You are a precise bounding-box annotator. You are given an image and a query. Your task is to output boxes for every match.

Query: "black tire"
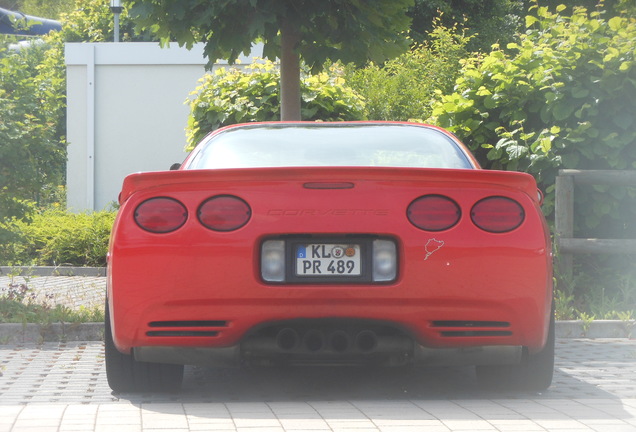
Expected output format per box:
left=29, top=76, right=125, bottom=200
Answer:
left=104, top=302, right=184, bottom=393
left=476, top=310, right=555, bottom=392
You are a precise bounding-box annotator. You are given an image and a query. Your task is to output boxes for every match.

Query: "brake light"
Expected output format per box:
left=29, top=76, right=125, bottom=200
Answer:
left=198, top=195, right=251, bottom=231
left=471, top=196, right=524, bottom=233
left=407, top=195, right=461, bottom=231
left=134, top=197, right=187, bottom=233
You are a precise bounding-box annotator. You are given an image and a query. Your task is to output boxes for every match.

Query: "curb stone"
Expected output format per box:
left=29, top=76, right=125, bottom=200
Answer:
left=556, top=319, right=635, bottom=339
left=0, top=321, right=632, bottom=344
left=0, top=322, right=103, bottom=344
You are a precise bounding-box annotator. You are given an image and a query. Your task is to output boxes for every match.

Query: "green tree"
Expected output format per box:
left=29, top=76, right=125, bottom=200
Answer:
left=535, top=0, right=632, bottom=17
left=344, top=22, right=471, bottom=121
left=185, top=61, right=365, bottom=150
left=408, top=0, right=523, bottom=52
left=49, top=0, right=151, bottom=43
left=16, top=0, right=74, bottom=19
left=128, top=0, right=414, bottom=121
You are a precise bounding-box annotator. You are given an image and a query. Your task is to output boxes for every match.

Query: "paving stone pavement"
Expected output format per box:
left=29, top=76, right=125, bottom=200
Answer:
left=1, top=275, right=636, bottom=431
left=0, top=338, right=634, bottom=431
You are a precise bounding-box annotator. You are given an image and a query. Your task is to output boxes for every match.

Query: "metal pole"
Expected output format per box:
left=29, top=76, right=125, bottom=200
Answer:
left=114, top=12, right=120, bottom=42
left=110, top=1, right=122, bottom=43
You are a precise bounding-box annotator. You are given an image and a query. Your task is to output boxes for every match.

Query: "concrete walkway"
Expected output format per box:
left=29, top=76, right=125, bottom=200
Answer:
left=0, top=338, right=634, bottom=431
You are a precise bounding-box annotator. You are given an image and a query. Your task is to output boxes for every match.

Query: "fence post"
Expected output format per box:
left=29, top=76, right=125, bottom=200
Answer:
left=554, top=173, right=574, bottom=286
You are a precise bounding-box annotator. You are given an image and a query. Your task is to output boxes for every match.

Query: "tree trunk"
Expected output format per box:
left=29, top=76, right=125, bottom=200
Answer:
left=280, top=18, right=301, bottom=121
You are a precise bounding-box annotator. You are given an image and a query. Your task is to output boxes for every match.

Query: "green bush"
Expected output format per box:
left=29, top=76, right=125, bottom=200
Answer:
left=185, top=61, right=366, bottom=150
left=0, top=35, right=66, bottom=238
left=430, top=4, right=636, bottom=310
left=0, top=0, right=154, bottom=242
left=430, top=5, right=636, bottom=238
left=343, top=23, right=471, bottom=122
left=0, top=210, right=116, bottom=267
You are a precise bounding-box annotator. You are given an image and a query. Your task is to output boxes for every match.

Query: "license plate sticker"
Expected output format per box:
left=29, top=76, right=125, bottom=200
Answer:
left=296, top=244, right=361, bottom=277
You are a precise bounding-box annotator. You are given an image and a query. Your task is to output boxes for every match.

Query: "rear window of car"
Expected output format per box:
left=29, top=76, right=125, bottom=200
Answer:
left=186, top=124, right=475, bottom=170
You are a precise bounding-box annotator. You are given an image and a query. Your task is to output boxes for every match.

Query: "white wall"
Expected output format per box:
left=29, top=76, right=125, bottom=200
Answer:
left=65, top=42, right=262, bottom=211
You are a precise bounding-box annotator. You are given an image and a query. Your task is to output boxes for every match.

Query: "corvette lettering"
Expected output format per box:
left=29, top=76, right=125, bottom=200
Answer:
left=268, top=209, right=389, bottom=216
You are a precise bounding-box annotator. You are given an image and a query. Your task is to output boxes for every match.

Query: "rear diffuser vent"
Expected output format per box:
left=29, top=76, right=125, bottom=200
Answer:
left=147, top=320, right=228, bottom=337
left=431, top=321, right=512, bottom=338
left=146, top=330, right=219, bottom=337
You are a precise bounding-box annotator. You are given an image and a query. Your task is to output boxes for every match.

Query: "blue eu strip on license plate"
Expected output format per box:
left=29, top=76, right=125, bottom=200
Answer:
left=296, top=244, right=361, bottom=276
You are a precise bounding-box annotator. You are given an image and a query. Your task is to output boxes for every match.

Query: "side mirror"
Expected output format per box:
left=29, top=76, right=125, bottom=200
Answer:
left=537, top=188, right=544, bottom=205
left=169, top=163, right=181, bottom=170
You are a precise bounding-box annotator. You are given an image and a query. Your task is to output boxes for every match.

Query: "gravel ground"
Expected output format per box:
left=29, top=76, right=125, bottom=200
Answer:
left=0, top=275, right=105, bottom=311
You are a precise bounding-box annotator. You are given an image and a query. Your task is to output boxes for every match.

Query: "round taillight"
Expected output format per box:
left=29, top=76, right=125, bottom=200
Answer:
left=134, top=197, right=187, bottom=233
left=407, top=195, right=461, bottom=231
left=198, top=195, right=251, bottom=231
left=471, top=196, right=525, bottom=233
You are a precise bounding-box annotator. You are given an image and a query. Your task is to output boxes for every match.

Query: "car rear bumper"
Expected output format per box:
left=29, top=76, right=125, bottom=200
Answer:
left=109, top=289, right=550, bottom=359
left=108, top=230, right=552, bottom=360
left=133, top=340, right=523, bottom=368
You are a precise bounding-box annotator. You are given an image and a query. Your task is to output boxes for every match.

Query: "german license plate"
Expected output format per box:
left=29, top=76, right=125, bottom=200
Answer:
left=296, top=244, right=361, bottom=277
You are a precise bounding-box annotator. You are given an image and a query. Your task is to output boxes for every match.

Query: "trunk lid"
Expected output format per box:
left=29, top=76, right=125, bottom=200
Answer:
left=119, top=167, right=540, bottom=205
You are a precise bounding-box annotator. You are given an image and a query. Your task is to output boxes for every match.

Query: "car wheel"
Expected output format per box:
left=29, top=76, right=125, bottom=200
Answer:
left=476, top=309, right=555, bottom=392
left=104, top=301, right=184, bottom=393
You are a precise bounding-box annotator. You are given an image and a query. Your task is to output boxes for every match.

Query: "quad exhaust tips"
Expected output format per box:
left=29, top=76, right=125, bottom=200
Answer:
left=276, top=328, right=300, bottom=351
left=302, top=329, right=324, bottom=352
left=274, top=328, right=380, bottom=354
left=354, top=330, right=378, bottom=353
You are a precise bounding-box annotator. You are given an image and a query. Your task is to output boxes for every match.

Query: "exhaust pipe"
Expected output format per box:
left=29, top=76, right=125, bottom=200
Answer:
left=328, top=330, right=351, bottom=353
left=355, top=330, right=378, bottom=353
left=302, top=330, right=325, bottom=352
left=276, top=328, right=300, bottom=351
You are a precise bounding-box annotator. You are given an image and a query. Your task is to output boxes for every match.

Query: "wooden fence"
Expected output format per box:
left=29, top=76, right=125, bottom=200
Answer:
left=554, top=169, right=636, bottom=279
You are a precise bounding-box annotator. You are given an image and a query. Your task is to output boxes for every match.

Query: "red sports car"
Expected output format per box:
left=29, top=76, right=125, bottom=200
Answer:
left=105, top=122, right=554, bottom=392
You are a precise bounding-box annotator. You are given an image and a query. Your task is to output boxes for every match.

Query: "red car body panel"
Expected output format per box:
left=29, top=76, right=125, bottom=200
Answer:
left=108, top=124, right=553, bottom=365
